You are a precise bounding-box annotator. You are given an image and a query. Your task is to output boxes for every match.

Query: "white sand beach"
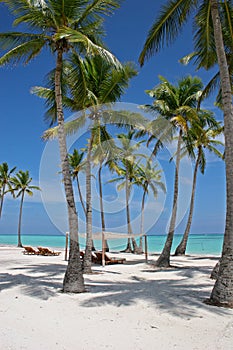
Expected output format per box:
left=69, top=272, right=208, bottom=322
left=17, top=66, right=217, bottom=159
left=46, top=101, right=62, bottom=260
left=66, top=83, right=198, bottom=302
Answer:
left=0, top=246, right=233, bottom=350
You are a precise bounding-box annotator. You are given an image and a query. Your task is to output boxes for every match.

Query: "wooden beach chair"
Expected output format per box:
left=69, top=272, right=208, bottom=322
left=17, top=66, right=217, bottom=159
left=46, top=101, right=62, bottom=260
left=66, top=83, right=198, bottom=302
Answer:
left=37, top=247, right=61, bottom=256
left=93, top=251, right=126, bottom=265
left=23, top=246, right=39, bottom=255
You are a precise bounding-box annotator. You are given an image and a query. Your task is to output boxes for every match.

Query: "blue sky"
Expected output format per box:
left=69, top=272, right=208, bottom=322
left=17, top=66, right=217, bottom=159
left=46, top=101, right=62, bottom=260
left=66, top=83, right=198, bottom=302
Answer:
left=0, top=0, right=225, bottom=236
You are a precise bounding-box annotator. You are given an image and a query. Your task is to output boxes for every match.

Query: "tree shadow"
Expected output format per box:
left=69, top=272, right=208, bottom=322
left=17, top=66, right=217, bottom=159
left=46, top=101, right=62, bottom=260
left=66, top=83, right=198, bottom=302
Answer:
left=0, top=263, right=66, bottom=300
left=82, top=264, right=229, bottom=319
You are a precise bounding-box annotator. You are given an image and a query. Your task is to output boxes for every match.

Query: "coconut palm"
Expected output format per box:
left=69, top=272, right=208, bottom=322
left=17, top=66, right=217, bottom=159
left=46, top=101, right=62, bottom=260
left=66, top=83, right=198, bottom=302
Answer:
left=10, top=170, right=40, bottom=248
left=0, top=162, right=16, bottom=218
left=0, top=0, right=122, bottom=292
left=174, top=114, right=224, bottom=256
left=109, top=131, right=145, bottom=253
left=143, top=75, right=204, bottom=267
left=139, top=0, right=233, bottom=308
left=34, top=54, right=137, bottom=272
left=135, top=160, right=166, bottom=251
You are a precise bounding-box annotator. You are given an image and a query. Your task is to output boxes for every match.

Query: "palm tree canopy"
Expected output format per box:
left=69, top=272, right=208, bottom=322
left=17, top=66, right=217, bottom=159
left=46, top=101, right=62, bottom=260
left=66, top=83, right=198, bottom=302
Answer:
left=0, top=0, right=122, bottom=68
left=68, top=148, right=86, bottom=179
left=10, top=170, right=40, bottom=198
left=0, top=162, right=16, bottom=188
left=139, top=0, right=233, bottom=68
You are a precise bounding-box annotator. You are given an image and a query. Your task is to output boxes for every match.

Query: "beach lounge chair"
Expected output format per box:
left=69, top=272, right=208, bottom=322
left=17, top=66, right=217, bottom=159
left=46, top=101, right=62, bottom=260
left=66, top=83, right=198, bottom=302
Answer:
left=23, top=246, right=39, bottom=255
left=37, top=247, right=61, bottom=256
left=93, top=251, right=126, bottom=265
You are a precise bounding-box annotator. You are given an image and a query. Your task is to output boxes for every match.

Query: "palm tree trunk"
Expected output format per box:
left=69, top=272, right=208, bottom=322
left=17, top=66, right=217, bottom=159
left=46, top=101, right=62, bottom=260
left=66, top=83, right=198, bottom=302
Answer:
left=77, top=175, right=86, bottom=216
left=122, top=168, right=133, bottom=253
left=155, top=129, right=182, bottom=267
left=138, top=190, right=147, bottom=253
left=175, top=147, right=201, bottom=256
left=98, top=164, right=109, bottom=252
left=17, top=191, right=24, bottom=248
left=0, top=183, right=5, bottom=218
left=84, top=135, right=94, bottom=273
left=55, top=49, right=85, bottom=293
left=207, top=0, right=233, bottom=307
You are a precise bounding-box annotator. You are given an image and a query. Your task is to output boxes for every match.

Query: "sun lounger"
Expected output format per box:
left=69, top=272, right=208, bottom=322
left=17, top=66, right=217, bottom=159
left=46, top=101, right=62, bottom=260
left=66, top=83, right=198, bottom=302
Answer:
left=37, top=247, right=61, bottom=256
left=23, top=246, right=39, bottom=255
left=93, top=251, right=126, bottom=265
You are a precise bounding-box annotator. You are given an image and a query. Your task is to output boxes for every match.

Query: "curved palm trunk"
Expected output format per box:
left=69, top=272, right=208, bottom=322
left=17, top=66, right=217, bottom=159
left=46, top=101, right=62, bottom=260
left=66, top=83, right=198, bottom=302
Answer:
left=84, top=135, right=94, bottom=273
left=155, top=130, right=182, bottom=267
left=0, top=183, right=5, bottom=218
left=55, top=49, right=85, bottom=293
left=77, top=175, right=86, bottom=216
left=208, top=0, right=233, bottom=307
left=174, top=147, right=201, bottom=256
left=17, top=191, right=24, bottom=248
left=98, top=164, right=109, bottom=253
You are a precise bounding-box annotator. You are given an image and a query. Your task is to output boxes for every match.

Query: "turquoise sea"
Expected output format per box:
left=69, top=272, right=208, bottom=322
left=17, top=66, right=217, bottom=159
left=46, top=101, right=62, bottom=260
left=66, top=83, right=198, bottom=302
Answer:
left=0, top=233, right=224, bottom=256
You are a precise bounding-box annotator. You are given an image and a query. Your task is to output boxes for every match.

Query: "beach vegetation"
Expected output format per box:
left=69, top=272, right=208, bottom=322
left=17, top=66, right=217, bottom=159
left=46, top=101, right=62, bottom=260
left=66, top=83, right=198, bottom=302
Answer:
left=142, top=75, right=205, bottom=267
left=0, top=0, right=123, bottom=292
left=0, top=162, right=16, bottom=219
left=10, top=170, right=40, bottom=248
left=139, top=0, right=233, bottom=308
left=174, top=114, right=224, bottom=256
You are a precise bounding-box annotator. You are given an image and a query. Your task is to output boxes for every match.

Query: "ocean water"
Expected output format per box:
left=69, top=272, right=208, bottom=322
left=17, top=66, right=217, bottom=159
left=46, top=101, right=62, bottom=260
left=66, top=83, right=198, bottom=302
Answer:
left=0, top=233, right=224, bottom=256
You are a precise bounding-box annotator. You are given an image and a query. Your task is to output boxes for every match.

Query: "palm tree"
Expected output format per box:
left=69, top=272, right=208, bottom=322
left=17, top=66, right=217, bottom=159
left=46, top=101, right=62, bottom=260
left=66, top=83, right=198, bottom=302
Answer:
left=174, top=115, right=224, bottom=256
left=0, top=0, right=122, bottom=292
left=143, top=75, right=204, bottom=267
left=69, top=149, right=86, bottom=216
left=139, top=0, right=233, bottom=307
left=109, top=131, right=145, bottom=253
left=34, top=54, right=137, bottom=272
left=0, top=162, right=16, bottom=218
left=10, top=170, right=40, bottom=248
left=136, top=160, right=166, bottom=251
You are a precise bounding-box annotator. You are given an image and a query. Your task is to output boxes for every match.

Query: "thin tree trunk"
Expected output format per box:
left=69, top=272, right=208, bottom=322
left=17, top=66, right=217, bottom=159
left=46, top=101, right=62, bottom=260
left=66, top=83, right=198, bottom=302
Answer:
left=122, top=168, right=133, bottom=253
left=77, top=175, right=86, bottom=216
left=55, top=49, right=85, bottom=293
left=0, top=183, right=5, bottom=218
left=84, top=135, right=94, bottom=273
left=207, top=0, right=233, bottom=308
left=98, top=164, right=109, bottom=252
left=175, top=147, right=201, bottom=256
left=138, top=190, right=147, bottom=253
left=155, top=130, right=182, bottom=267
left=17, top=191, right=24, bottom=248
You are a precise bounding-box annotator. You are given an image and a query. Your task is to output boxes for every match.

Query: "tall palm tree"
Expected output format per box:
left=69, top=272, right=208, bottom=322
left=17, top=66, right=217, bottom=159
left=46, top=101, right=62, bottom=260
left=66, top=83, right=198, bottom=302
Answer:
left=0, top=0, right=121, bottom=292
left=143, top=75, right=204, bottom=267
left=135, top=160, right=166, bottom=251
left=174, top=115, right=224, bottom=256
left=10, top=170, right=40, bottom=248
left=139, top=0, right=233, bottom=307
left=0, top=162, right=16, bottom=218
left=34, top=54, right=137, bottom=272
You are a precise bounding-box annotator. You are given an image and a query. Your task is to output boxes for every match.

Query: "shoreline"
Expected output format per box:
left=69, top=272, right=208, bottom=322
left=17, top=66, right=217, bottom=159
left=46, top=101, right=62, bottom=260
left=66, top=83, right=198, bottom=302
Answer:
left=0, top=246, right=232, bottom=349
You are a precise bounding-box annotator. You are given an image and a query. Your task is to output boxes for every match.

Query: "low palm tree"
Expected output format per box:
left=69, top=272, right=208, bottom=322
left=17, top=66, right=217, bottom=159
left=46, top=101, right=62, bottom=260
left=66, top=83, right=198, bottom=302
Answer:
left=136, top=160, right=166, bottom=251
left=10, top=170, right=40, bottom=248
left=109, top=131, right=145, bottom=253
left=174, top=115, right=224, bottom=256
left=0, top=162, right=16, bottom=218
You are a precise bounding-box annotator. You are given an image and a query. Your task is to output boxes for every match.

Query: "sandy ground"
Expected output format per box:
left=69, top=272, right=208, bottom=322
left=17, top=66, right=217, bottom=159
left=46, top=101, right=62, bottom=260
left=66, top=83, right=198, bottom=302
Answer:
left=0, top=246, right=233, bottom=350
